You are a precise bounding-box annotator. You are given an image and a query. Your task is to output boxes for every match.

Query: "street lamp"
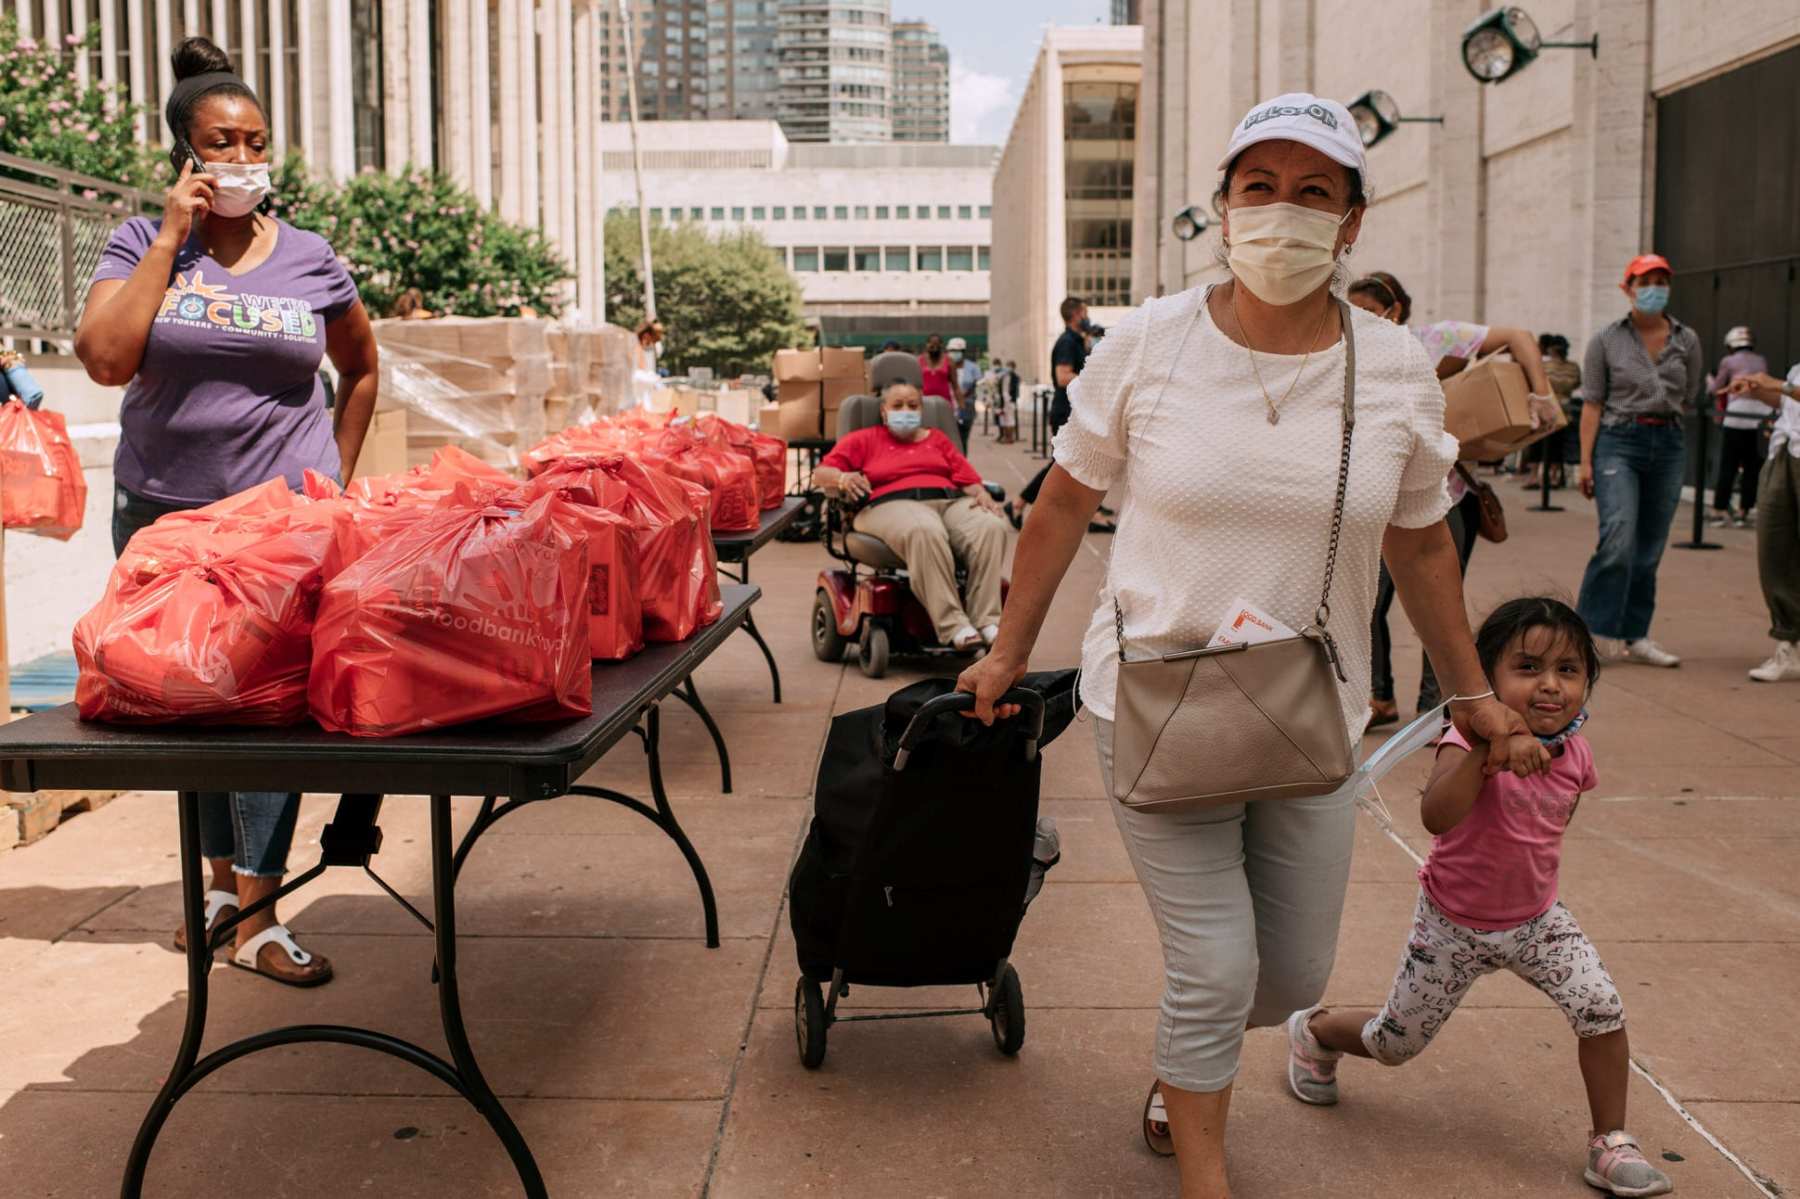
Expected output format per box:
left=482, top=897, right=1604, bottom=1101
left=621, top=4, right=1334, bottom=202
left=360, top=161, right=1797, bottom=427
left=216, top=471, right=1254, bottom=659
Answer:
left=1171, top=205, right=1212, bottom=242
left=1346, top=90, right=1445, bottom=149
left=1461, top=6, right=1598, bottom=84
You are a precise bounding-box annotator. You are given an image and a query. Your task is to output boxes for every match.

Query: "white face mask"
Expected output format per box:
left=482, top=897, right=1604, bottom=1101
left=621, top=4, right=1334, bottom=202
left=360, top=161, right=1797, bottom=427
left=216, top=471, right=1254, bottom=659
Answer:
left=205, top=160, right=273, bottom=219
left=1224, top=201, right=1350, bottom=306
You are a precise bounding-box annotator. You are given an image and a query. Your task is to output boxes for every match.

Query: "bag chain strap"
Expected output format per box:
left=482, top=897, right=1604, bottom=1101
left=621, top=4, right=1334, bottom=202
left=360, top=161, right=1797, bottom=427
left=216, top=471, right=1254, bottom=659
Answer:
left=1114, top=291, right=1357, bottom=670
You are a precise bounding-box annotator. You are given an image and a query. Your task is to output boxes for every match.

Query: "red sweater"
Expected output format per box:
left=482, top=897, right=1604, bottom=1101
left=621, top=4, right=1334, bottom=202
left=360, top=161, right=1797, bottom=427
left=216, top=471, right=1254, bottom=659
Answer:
left=820, top=426, right=980, bottom=501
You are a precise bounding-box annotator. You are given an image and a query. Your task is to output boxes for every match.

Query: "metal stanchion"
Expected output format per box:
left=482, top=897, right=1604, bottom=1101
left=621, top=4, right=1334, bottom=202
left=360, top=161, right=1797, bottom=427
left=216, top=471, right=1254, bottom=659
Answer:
left=1529, top=428, right=1564, bottom=513
left=1031, top=387, right=1052, bottom=459
left=1675, top=409, right=1722, bottom=551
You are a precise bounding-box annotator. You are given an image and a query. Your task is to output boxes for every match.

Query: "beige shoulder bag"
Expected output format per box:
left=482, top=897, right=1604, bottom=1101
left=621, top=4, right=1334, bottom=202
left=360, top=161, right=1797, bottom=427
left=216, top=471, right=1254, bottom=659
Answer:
left=1109, top=293, right=1357, bottom=813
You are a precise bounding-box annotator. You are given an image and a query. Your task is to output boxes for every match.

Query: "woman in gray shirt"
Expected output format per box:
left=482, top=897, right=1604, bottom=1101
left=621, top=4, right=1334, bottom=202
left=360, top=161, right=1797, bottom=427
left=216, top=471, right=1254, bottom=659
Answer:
left=1575, top=253, right=1703, bottom=667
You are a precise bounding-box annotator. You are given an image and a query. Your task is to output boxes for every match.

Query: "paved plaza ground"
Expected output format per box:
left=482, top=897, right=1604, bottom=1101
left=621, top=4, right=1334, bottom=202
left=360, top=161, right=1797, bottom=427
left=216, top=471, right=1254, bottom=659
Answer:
left=0, top=427, right=1793, bottom=1197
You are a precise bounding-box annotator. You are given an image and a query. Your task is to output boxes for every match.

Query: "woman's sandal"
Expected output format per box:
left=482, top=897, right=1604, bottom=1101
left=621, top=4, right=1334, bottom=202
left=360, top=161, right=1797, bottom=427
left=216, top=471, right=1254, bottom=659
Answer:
left=229, top=925, right=334, bottom=988
left=1143, top=1079, right=1175, bottom=1157
left=171, top=889, right=239, bottom=954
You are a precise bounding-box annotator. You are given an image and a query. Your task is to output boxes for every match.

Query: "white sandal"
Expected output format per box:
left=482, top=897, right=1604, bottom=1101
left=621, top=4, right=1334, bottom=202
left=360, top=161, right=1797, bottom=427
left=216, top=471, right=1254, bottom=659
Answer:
left=229, top=924, right=334, bottom=988
left=172, top=889, right=240, bottom=954
left=1143, top=1079, right=1175, bottom=1157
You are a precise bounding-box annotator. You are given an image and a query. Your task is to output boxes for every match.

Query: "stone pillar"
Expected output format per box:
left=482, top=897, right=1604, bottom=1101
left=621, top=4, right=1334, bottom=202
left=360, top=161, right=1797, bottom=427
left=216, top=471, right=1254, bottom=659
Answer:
left=126, top=1, right=148, bottom=143
left=237, top=0, right=257, bottom=90
left=409, top=0, right=434, bottom=171
left=519, top=1, right=541, bottom=230
left=70, top=3, right=88, bottom=88
left=1572, top=0, right=1653, bottom=341
left=497, top=0, right=523, bottom=220
left=538, top=2, right=563, bottom=244
left=211, top=0, right=228, bottom=43
left=295, top=0, right=315, bottom=159
left=1132, top=0, right=1163, bottom=302
left=445, top=0, right=473, bottom=187
left=1425, top=0, right=1484, bottom=323
left=266, top=0, right=287, bottom=155
left=471, top=0, right=494, bottom=207
left=98, top=1, right=119, bottom=100
left=574, top=1, right=600, bottom=319
left=555, top=0, right=577, bottom=256
left=326, top=0, right=356, bottom=179
left=382, top=0, right=412, bottom=168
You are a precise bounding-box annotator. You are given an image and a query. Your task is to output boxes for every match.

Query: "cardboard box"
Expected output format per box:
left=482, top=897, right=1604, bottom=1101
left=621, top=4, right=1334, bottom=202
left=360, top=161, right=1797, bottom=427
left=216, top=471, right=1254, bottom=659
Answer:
left=773, top=348, right=824, bottom=383
left=715, top=388, right=754, bottom=427
left=1443, top=358, right=1535, bottom=461
left=820, top=347, right=867, bottom=383
left=355, top=407, right=408, bottom=479
left=776, top=396, right=826, bottom=440
left=756, top=402, right=783, bottom=436
left=821, top=376, right=863, bottom=414
left=776, top=378, right=820, bottom=408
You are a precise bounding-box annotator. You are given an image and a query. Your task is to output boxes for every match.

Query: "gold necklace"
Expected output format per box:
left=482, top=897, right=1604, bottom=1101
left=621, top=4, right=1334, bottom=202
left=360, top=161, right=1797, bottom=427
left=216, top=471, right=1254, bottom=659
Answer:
left=1230, top=287, right=1332, bottom=425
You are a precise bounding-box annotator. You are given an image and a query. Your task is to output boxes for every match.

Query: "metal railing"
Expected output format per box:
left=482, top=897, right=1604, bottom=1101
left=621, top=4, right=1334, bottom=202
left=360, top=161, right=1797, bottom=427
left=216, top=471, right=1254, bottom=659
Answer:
left=0, top=152, right=162, bottom=344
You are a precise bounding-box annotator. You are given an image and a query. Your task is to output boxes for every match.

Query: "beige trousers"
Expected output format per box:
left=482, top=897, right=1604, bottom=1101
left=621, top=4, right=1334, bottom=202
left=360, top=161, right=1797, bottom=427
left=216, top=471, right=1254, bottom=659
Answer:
left=853, top=496, right=1007, bottom=641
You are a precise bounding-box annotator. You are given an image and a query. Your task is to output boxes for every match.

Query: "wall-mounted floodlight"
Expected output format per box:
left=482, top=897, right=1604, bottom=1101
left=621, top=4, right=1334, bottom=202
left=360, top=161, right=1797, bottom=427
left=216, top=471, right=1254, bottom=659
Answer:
left=1346, top=90, right=1446, bottom=148
left=1462, top=7, right=1598, bottom=84
left=1171, top=205, right=1211, bottom=241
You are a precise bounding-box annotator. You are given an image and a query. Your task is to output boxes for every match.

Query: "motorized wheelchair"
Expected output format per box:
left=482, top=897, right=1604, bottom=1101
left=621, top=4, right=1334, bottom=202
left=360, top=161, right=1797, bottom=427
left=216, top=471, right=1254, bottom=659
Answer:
left=811, top=351, right=1009, bottom=679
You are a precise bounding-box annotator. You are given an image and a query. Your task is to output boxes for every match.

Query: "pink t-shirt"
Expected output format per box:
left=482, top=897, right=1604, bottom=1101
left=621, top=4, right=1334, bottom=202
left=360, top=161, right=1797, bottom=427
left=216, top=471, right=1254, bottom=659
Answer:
left=1418, top=726, right=1597, bottom=930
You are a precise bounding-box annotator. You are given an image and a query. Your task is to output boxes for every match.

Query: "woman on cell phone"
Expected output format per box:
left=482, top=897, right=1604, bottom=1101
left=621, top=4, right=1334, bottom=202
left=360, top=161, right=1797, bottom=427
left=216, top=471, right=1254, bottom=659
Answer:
left=74, top=36, right=380, bottom=988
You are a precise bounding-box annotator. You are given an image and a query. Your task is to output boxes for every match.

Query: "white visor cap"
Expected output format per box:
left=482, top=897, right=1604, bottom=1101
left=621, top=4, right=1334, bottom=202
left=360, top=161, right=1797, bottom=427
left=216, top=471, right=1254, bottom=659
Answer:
left=1218, top=93, right=1371, bottom=196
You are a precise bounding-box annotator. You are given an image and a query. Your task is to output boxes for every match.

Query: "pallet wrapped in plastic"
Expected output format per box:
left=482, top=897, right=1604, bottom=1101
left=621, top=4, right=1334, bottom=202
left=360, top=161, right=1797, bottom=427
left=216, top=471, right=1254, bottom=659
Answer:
left=529, top=453, right=720, bottom=643
left=0, top=398, right=87, bottom=540
left=74, top=485, right=347, bottom=726
left=309, top=488, right=592, bottom=737
left=372, top=317, right=551, bottom=470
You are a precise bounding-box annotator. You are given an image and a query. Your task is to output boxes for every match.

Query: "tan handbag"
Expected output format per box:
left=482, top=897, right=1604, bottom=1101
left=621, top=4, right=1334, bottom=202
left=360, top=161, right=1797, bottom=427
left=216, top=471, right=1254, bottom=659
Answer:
left=1108, top=295, right=1357, bottom=813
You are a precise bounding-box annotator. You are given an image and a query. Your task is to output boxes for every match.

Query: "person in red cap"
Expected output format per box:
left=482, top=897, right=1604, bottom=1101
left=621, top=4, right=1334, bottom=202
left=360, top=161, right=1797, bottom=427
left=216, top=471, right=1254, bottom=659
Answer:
left=1573, top=253, right=1703, bottom=668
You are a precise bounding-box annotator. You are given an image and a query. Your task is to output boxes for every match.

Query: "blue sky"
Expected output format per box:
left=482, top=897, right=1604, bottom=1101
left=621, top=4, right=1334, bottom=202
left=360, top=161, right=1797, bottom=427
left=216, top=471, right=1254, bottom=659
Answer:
left=894, top=1, right=1115, bottom=145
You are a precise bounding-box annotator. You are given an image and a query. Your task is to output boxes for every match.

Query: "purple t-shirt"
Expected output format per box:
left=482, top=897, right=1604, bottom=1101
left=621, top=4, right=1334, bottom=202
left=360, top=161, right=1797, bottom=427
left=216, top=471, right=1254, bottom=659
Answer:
left=91, top=216, right=360, bottom=504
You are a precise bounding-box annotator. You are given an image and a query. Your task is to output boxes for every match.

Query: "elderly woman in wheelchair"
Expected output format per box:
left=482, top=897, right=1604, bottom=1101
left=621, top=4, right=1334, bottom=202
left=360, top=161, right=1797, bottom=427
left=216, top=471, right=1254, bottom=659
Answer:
left=812, top=379, right=1010, bottom=654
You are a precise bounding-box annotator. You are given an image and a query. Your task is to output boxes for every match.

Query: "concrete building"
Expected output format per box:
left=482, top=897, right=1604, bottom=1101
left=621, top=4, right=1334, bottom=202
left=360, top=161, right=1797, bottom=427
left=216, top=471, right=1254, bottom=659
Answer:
left=1132, top=0, right=1800, bottom=378
left=5, top=0, right=615, bottom=322
left=602, top=120, right=994, bottom=348
left=597, top=0, right=783, bottom=124
left=1111, top=0, right=1140, bottom=24
left=778, top=0, right=892, bottom=143
left=891, top=19, right=950, bottom=143
left=989, top=26, right=1142, bottom=382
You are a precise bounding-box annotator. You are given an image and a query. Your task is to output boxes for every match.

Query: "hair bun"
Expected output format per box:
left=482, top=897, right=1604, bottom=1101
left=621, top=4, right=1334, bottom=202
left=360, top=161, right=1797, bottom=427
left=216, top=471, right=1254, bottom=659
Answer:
left=171, top=36, right=234, bottom=81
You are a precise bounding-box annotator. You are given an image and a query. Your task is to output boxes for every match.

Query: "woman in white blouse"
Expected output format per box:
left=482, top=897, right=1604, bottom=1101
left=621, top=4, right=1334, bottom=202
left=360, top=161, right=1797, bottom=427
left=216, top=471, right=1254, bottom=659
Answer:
left=958, top=94, right=1546, bottom=1198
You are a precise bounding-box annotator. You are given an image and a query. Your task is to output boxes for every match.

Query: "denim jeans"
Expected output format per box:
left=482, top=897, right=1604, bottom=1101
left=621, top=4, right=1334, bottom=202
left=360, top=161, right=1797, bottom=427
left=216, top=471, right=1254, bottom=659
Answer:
left=1577, top=424, right=1687, bottom=642
left=1370, top=493, right=1479, bottom=706
left=112, top=483, right=302, bottom=878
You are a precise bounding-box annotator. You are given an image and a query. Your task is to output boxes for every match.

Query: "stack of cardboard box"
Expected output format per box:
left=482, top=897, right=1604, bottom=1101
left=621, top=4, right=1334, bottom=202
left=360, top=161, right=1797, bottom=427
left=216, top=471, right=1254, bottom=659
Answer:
left=761, top=347, right=868, bottom=442
left=545, top=326, right=611, bottom=432
left=371, top=317, right=552, bottom=468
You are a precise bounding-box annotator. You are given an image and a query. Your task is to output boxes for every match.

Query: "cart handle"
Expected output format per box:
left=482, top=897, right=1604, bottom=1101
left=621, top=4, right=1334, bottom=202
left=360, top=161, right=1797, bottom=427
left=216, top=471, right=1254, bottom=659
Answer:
left=892, top=688, right=1046, bottom=771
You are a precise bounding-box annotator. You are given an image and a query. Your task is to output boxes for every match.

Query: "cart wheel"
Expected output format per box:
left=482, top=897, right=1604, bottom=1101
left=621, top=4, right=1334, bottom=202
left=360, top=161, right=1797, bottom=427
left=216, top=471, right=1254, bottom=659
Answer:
left=989, top=964, right=1025, bottom=1056
left=858, top=625, right=890, bottom=679
left=812, top=590, right=847, bottom=663
left=796, top=975, right=828, bottom=1069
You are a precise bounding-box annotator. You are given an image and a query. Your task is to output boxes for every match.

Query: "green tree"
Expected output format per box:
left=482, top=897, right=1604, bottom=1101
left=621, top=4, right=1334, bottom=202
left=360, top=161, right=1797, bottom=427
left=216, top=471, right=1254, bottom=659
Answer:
left=604, top=210, right=808, bottom=376
left=0, top=17, right=163, bottom=193
left=273, top=156, right=571, bottom=318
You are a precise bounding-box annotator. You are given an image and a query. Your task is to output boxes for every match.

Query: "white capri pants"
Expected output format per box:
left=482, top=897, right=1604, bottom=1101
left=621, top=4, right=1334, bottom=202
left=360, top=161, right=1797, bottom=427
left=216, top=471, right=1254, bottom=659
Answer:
left=1094, top=718, right=1357, bottom=1093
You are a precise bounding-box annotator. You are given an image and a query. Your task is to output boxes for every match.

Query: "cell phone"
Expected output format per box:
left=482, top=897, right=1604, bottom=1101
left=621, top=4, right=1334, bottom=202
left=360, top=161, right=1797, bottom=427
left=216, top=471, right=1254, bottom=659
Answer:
left=171, top=139, right=207, bottom=179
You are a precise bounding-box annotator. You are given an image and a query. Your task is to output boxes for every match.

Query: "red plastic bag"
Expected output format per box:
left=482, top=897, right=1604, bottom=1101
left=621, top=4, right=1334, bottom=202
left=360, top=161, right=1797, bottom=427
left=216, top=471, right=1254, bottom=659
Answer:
left=636, top=425, right=759, bottom=532
left=698, top=414, right=786, bottom=511
left=531, top=453, right=720, bottom=642
left=74, top=503, right=344, bottom=726
left=528, top=472, right=645, bottom=660
left=523, top=422, right=642, bottom=478
left=0, top=398, right=86, bottom=539
left=309, top=489, right=592, bottom=736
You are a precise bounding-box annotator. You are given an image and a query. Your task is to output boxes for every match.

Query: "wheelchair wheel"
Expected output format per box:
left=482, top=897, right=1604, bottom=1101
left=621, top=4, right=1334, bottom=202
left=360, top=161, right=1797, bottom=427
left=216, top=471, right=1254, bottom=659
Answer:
left=812, top=590, right=847, bottom=662
left=989, top=964, right=1025, bottom=1056
left=796, top=975, right=828, bottom=1069
left=858, top=625, right=890, bottom=679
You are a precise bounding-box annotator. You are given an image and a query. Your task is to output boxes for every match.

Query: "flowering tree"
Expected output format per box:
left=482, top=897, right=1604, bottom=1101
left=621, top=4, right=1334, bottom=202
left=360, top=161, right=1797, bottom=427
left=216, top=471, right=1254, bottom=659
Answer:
left=272, top=158, right=572, bottom=318
left=0, top=17, right=162, bottom=192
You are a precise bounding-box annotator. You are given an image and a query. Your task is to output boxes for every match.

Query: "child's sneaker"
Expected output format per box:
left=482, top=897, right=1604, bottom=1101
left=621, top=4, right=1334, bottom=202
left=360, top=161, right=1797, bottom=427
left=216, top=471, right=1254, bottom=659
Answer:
left=1585, top=1130, right=1673, bottom=1196
left=1284, top=1007, right=1341, bottom=1105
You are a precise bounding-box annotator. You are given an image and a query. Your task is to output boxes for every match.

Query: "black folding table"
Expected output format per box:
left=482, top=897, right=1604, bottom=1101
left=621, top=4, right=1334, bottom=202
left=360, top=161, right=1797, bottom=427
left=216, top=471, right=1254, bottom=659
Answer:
left=711, top=496, right=806, bottom=703
left=0, top=584, right=759, bottom=1199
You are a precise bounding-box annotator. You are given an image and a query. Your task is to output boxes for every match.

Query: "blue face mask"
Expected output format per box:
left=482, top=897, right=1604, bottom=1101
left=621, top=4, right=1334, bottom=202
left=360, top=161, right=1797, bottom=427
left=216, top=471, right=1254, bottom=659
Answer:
left=1633, top=285, right=1670, bottom=315
left=885, top=409, right=922, bottom=435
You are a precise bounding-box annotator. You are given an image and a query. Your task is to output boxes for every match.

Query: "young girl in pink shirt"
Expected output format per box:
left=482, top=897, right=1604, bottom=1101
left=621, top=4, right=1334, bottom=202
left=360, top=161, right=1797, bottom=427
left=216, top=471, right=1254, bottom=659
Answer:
left=1283, top=597, right=1674, bottom=1197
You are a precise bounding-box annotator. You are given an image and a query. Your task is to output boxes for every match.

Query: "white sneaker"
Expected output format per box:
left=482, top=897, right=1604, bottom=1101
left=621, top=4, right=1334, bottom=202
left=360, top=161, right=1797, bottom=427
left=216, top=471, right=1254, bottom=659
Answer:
left=950, top=625, right=983, bottom=651
left=1623, top=639, right=1681, bottom=668
left=979, top=624, right=1000, bottom=645
left=1749, top=642, right=1800, bottom=683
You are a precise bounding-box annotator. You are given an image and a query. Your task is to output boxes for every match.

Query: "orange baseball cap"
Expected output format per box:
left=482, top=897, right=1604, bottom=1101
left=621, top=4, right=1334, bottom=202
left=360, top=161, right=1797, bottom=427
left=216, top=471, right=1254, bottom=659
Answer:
left=1623, top=253, right=1671, bottom=283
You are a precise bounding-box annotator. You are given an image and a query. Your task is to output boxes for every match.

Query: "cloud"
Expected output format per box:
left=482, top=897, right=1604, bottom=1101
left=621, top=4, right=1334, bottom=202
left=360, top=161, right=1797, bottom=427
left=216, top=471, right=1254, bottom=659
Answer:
left=950, top=61, right=1016, bottom=145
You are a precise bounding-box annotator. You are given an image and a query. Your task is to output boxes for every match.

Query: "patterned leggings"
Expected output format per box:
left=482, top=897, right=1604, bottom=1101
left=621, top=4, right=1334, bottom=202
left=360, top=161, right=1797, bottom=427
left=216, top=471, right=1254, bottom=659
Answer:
left=1362, top=891, right=1625, bottom=1066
